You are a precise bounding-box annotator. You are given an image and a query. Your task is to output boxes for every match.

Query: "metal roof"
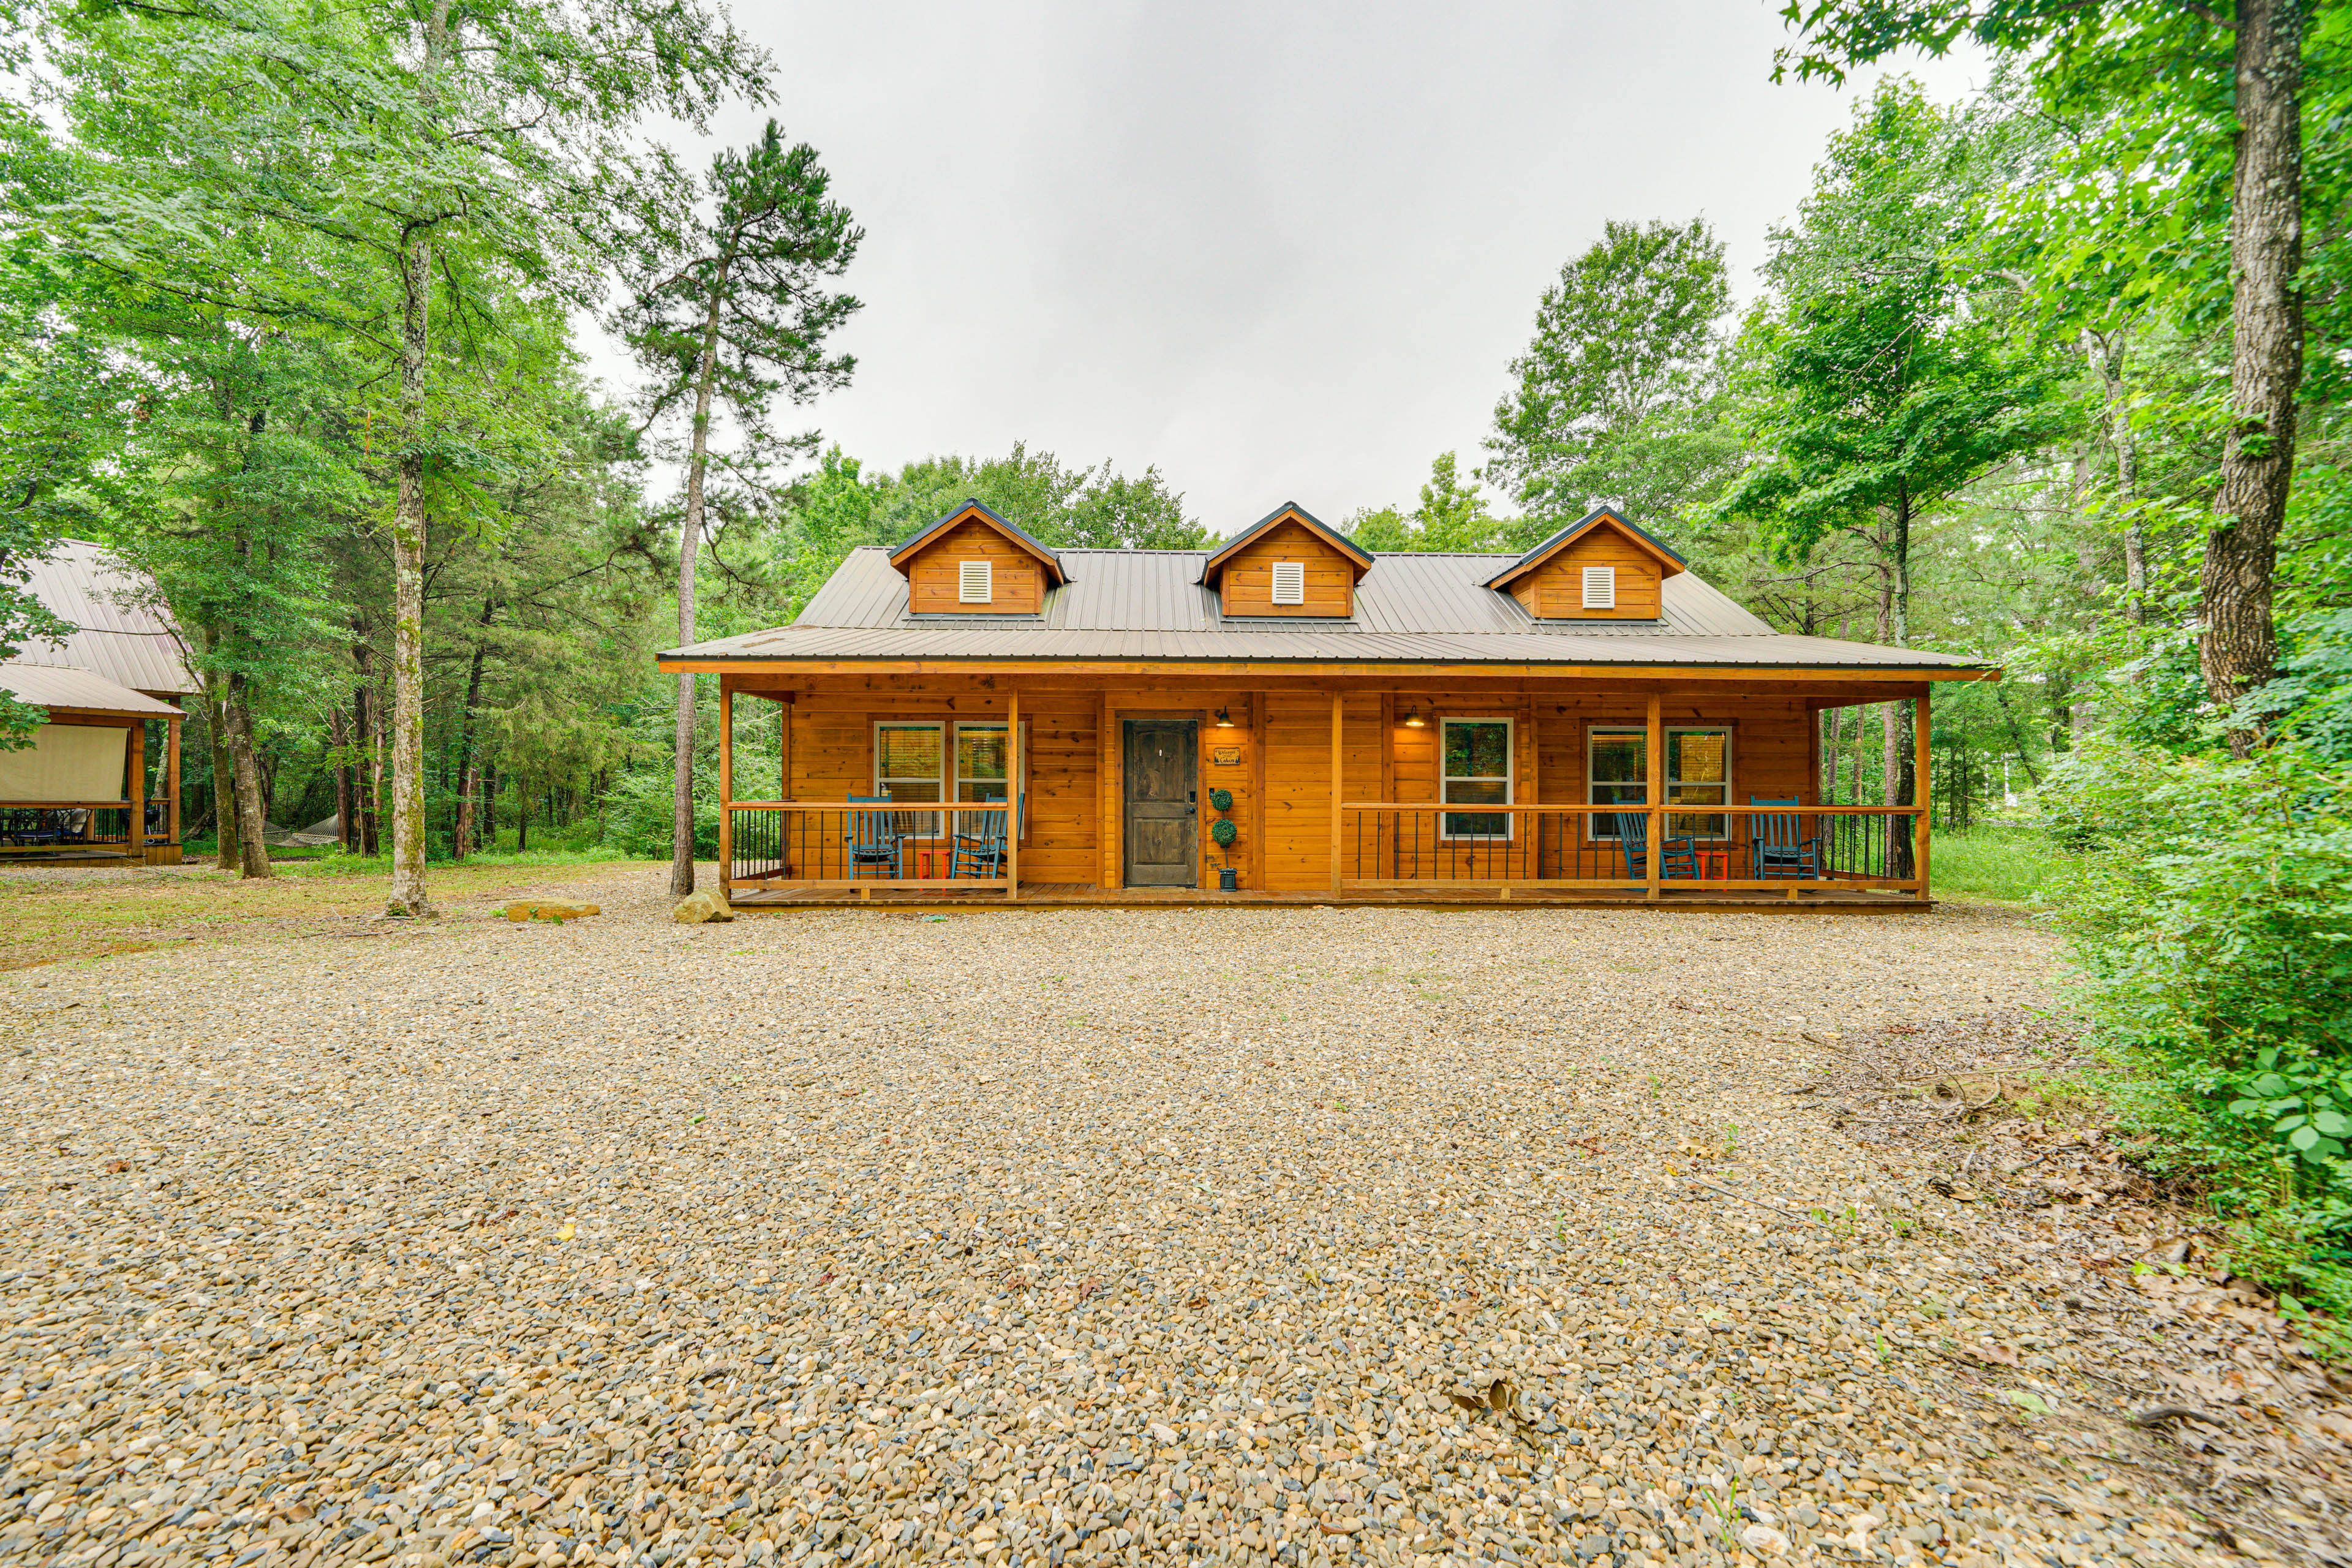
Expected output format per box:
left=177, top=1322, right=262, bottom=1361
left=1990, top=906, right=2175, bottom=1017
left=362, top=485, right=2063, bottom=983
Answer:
left=675, top=546, right=1985, bottom=671
left=14, top=540, right=196, bottom=695
left=0, top=663, right=184, bottom=716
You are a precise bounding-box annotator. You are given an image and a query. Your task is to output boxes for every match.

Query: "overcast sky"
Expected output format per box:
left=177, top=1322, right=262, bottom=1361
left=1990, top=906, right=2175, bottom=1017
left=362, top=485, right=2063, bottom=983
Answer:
left=600, top=1, right=1986, bottom=535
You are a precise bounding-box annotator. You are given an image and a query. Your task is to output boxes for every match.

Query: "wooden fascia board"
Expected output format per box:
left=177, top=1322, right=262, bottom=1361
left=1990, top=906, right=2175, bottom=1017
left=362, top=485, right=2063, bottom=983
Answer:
left=1484, top=510, right=1685, bottom=591
left=660, top=655, right=1993, bottom=684
left=886, top=503, right=1066, bottom=584
left=1197, top=505, right=1374, bottom=584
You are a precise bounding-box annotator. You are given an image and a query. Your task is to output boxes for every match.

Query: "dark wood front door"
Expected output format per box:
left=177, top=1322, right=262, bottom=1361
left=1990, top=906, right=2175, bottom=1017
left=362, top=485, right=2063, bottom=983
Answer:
left=1124, top=720, right=1197, bottom=887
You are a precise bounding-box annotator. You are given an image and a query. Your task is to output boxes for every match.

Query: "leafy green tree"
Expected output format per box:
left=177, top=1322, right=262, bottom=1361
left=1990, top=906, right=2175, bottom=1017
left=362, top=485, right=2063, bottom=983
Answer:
left=1484, top=218, right=1736, bottom=535
left=1709, top=81, right=2068, bottom=831
left=37, top=0, right=769, bottom=913
left=1063, top=465, right=1207, bottom=550
left=614, top=120, right=862, bottom=897
left=1339, top=454, right=1510, bottom=551
left=105, top=300, right=359, bottom=878
left=1771, top=0, right=2337, bottom=750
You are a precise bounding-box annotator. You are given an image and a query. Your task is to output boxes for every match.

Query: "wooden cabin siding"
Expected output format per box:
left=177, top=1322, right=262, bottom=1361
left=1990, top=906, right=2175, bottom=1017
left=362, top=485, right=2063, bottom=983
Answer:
left=1216, top=522, right=1356, bottom=618
left=741, top=676, right=1831, bottom=891
left=903, top=521, right=1046, bottom=614
left=1507, top=530, right=1663, bottom=620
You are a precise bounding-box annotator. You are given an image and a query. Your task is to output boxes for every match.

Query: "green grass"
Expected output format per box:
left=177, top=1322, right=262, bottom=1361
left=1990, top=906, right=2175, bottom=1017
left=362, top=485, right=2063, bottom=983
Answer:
left=1934, top=822, right=2070, bottom=903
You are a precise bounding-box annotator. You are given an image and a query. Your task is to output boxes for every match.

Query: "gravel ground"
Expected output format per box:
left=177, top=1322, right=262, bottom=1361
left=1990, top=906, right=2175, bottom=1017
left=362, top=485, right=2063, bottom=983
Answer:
left=1, top=865, right=2340, bottom=1568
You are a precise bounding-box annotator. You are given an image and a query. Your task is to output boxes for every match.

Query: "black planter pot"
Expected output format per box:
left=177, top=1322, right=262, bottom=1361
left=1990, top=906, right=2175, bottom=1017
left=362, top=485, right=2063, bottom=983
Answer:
left=1219, top=867, right=1238, bottom=892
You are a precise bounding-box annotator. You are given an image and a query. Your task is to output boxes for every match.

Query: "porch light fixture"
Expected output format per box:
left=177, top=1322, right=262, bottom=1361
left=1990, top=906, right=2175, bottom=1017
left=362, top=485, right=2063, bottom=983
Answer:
left=1215, top=706, right=1235, bottom=728
left=1403, top=709, right=1427, bottom=728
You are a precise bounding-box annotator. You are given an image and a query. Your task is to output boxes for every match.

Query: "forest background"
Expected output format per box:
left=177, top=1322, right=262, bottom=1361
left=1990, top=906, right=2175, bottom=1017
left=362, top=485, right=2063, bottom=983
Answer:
left=2, top=2, right=2349, bottom=1326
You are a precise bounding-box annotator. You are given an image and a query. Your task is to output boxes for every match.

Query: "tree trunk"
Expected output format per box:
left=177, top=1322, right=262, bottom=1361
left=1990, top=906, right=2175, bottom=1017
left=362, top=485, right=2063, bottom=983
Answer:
left=517, top=779, right=529, bottom=851
left=221, top=674, right=273, bottom=880
left=386, top=220, right=435, bottom=914
left=454, top=764, right=478, bottom=859
left=450, top=611, right=491, bottom=860
left=354, top=633, right=381, bottom=858
left=2091, top=328, right=2147, bottom=625
left=671, top=247, right=737, bottom=899
left=330, top=706, right=354, bottom=855
left=2204, top=0, right=2305, bottom=751
left=204, top=676, right=238, bottom=872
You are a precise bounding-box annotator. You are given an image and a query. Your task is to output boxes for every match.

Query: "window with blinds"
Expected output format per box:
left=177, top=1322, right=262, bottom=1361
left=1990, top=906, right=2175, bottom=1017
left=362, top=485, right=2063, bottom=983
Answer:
left=1271, top=560, right=1306, bottom=606
left=958, top=559, right=992, bottom=603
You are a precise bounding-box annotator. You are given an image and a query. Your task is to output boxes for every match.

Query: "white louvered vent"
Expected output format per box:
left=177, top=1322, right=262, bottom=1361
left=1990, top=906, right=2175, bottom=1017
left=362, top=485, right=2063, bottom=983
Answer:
left=958, top=559, right=992, bottom=604
left=1271, top=560, right=1306, bottom=606
left=1581, top=565, right=1616, bottom=610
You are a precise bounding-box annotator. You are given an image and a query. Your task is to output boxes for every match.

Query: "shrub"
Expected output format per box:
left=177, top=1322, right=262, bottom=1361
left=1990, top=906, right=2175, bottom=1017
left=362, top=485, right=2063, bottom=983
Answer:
left=2041, top=736, right=2352, bottom=1320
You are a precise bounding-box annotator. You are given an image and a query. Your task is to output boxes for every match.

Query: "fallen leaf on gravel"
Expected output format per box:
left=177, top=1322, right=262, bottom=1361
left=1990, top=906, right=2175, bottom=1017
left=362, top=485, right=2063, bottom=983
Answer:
left=1970, top=1342, right=2021, bottom=1366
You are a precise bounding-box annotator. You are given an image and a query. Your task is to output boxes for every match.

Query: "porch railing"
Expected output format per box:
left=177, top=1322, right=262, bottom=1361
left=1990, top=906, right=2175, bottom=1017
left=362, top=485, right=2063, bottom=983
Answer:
left=723, top=802, right=1013, bottom=893
left=0, top=804, right=137, bottom=854
left=1339, top=803, right=1926, bottom=897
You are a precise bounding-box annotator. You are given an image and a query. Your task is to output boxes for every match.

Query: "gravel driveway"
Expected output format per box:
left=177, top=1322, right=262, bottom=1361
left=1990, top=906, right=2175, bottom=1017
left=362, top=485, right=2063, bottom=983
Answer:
left=0, top=868, right=2295, bottom=1568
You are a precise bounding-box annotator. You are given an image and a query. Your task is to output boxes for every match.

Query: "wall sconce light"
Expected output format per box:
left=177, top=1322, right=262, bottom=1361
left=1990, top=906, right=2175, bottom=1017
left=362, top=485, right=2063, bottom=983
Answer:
left=1403, top=709, right=1427, bottom=728
left=1215, top=706, right=1235, bottom=728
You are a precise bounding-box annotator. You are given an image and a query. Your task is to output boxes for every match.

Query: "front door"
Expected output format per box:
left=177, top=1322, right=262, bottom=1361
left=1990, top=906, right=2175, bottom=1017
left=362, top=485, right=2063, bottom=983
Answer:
left=1123, top=720, right=1197, bottom=887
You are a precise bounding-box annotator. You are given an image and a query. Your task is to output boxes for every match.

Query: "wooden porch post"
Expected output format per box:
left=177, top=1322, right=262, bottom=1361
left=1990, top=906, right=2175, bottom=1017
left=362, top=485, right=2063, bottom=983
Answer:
left=1645, top=692, right=1663, bottom=903
left=1915, top=684, right=1932, bottom=902
left=1251, top=691, right=1268, bottom=892
left=1329, top=690, right=1344, bottom=892
left=1007, top=688, right=1021, bottom=900
left=717, top=680, right=734, bottom=894
left=165, top=713, right=182, bottom=854
left=126, top=716, right=145, bottom=860
left=1098, top=690, right=1117, bottom=891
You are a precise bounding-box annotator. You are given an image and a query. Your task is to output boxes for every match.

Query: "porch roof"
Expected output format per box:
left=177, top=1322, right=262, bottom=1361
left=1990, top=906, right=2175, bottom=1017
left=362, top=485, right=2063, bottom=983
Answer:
left=665, top=545, right=1989, bottom=674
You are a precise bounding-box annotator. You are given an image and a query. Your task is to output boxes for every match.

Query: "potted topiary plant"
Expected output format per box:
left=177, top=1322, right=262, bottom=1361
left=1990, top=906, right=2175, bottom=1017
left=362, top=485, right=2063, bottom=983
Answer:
left=1209, top=789, right=1237, bottom=890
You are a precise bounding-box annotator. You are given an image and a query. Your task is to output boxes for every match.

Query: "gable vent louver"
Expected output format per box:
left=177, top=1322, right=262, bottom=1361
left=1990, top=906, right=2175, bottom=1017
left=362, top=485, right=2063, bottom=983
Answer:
left=1581, top=566, right=1616, bottom=610
left=959, top=559, right=992, bottom=604
left=1271, top=560, right=1306, bottom=606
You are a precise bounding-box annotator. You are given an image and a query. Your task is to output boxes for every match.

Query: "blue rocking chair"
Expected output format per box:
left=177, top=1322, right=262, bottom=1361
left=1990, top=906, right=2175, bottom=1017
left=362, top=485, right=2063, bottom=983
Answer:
left=1746, top=794, right=1822, bottom=880
left=1611, top=809, right=1698, bottom=880
left=950, top=793, right=1026, bottom=879
left=845, top=794, right=905, bottom=879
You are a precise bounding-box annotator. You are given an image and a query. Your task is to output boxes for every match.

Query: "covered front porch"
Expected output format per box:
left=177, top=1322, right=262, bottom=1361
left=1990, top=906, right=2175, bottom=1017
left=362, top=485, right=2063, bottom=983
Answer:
left=704, top=669, right=1951, bottom=910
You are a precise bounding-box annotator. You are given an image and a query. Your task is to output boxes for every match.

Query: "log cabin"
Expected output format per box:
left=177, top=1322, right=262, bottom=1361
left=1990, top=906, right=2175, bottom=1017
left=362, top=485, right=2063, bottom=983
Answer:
left=1, top=540, right=191, bottom=864
left=658, top=500, right=1997, bottom=908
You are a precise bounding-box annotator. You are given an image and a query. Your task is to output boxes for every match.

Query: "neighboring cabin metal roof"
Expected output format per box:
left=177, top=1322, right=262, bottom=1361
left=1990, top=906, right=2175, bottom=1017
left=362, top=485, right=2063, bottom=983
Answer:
left=14, top=540, right=196, bottom=695
left=680, top=546, right=1981, bottom=670
left=0, top=663, right=185, bottom=717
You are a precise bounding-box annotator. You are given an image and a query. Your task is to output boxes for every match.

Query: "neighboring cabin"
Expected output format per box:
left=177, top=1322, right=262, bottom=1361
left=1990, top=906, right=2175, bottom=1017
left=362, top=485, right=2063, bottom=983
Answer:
left=662, top=501, right=1992, bottom=905
left=0, top=540, right=192, bottom=864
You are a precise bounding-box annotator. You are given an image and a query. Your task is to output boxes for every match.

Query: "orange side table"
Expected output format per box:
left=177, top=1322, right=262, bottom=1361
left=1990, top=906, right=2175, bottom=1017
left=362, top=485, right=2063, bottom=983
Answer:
left=1695, top=849, right=1730, bottom=880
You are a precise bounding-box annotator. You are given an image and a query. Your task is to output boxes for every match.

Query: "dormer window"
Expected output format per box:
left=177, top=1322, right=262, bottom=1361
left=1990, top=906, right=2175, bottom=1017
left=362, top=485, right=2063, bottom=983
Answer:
left=1483, top=507, right=1684, bottom=620
left=1197, top=503, right=1373, bottom=618
left=887, top=500, right=1065, bottom=616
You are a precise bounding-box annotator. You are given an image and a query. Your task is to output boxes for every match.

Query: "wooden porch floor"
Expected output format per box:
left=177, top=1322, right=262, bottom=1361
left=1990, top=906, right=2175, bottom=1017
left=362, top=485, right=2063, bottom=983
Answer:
left=725, top=881, right=1933, bottom=912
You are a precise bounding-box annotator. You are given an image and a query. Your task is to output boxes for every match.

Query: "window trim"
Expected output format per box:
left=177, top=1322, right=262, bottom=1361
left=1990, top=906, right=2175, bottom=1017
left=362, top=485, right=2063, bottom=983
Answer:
left=1583, top=724, right=1735, bottom=841
left=951, top=720, right=1031, bottom=841
left=1581, top=565, right=1616, bottom=609
left=1439, top=715, right=1515, bottom=842
left=866, top=718, right=1033, bottom=843
left=1270, top=559, right=1306, bottom=606
left=873, top=720, right=946, bottom=835
left=958, top=559, right=992, bottom=604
